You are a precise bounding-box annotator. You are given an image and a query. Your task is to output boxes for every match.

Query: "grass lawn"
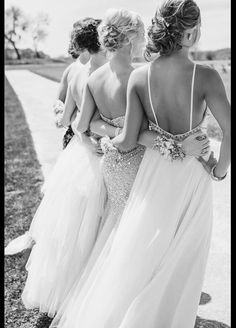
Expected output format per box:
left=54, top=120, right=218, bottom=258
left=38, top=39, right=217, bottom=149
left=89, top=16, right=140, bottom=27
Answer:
left=4, top=77, right=53, bottom=328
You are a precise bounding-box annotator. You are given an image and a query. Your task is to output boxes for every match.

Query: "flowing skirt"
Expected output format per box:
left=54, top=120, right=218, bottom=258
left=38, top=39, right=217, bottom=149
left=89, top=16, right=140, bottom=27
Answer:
left=50, top=148, right=213, bottom=328
left=21, top=135, right=107, bottom=317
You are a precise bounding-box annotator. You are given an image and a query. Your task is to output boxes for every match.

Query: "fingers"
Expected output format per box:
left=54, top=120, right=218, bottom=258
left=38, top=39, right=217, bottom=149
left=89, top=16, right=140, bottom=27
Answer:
left=208, top=151, right=215, bottom=161
left=200, top=139, right=210, bottom=146
left=195, top=132, right=208, bottom=141
left=200, top=148, right=210, bottom=156
left=197, top=156, right=206, bottom=164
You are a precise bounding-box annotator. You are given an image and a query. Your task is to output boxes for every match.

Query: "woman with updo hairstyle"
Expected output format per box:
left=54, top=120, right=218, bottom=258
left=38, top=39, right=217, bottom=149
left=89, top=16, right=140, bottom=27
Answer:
left=49, top=7, right=211, bottom=328
left=145, top=0, right=201, bottom=57
left=55, top=17, right=102, bottom=148
left=111, top=0, right=230, bottom=326
left=12, top=17, right=109, bottom=318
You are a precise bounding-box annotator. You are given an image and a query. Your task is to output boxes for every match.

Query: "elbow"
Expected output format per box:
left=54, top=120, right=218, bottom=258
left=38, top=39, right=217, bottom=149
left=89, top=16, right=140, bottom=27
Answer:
left=76, top=123, right=88, bottom=134
left=222, top=128, right=231, bottom=141
left=89, top=120, right=96, bottom=133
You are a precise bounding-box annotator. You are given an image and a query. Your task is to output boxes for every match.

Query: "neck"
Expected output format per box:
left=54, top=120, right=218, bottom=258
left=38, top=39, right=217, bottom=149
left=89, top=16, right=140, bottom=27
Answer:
left=158, top=47, right=192, bottom=63
left=110, top=45, right=132, bottom=68
left=89, top=51, right=107, bottom=70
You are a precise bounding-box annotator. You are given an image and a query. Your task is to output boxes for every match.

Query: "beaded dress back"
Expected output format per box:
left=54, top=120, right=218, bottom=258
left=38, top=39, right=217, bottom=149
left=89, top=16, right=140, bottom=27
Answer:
left=100, top=114, right=145, bottom=221
left=148, top=63, right=207, bottom=142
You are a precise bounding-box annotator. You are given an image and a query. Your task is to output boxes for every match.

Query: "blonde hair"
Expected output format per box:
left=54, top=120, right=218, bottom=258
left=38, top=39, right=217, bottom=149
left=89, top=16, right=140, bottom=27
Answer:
left=98, top=8, right=144, bottom=52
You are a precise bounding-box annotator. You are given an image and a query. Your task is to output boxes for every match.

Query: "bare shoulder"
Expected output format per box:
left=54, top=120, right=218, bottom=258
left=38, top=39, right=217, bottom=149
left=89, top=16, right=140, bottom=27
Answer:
left=88, top=63, right=109, bottom=86
left=128, top=63, right=149, bottom=89
left=62, top=63, right=75, bottom=78
left=196, top=63, right=223, bottom=89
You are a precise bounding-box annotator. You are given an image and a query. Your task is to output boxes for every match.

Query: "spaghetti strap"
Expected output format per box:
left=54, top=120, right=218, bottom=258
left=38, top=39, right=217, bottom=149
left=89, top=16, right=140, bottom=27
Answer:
left=148, top=64, right=159, bottom=126
left=190, top=63, right=197, bottom=131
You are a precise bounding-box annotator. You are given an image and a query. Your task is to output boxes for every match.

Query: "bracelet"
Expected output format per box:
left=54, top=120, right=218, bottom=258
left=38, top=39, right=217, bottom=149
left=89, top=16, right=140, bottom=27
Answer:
left=210, top=165, right=227, bottom=181
left=115, top=127, right=121, bottom=137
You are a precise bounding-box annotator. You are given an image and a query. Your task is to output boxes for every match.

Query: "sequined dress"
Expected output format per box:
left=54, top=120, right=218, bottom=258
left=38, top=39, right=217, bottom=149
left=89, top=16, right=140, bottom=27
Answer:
left=100, top=114, right=145, bottom=224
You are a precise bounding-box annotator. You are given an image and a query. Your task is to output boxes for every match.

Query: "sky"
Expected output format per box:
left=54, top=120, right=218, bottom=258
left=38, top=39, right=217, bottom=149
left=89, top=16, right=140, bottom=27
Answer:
left=5, top=0, right=231, bottom=57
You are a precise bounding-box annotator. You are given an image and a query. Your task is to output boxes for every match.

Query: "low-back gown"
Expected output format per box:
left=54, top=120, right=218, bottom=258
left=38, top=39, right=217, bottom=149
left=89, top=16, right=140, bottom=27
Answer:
left=50, top=63, right=213, bottom=328
left=20, top=132, right=107, bottom=317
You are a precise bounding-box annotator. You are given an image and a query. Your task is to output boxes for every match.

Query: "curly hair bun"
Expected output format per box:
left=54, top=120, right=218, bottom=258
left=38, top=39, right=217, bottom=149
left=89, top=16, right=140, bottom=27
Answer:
left=98, top=8, right=144, bottom=52
left=68, top=17, right=102, bottom=56
left=146, top=0, right=200, bottom=57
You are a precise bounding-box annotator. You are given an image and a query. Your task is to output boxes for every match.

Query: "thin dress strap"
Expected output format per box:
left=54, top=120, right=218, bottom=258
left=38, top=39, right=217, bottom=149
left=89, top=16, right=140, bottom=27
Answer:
left=190, top=63, right=197, bottom=130
left=148, top=63, right=159, bottom=126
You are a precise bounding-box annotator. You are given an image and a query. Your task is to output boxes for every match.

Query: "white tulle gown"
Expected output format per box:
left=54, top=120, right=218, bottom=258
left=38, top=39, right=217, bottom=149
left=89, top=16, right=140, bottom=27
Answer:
left=21, top=133, right=107, bottom=317
left=50, top=63, right=213, bottom=328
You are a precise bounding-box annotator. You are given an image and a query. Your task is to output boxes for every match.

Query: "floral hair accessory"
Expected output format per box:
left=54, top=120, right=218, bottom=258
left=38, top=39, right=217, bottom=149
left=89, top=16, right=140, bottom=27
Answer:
left=152, top=134, right=186, bottom=161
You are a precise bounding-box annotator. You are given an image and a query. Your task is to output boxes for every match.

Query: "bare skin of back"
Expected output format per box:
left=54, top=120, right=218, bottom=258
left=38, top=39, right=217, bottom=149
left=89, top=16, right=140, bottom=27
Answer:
left=135, top=57, right=208, bottom=135
left=88, top=61, right=134, bottom=119
left=113, top=54, right=230, bottom=178
left=57, top=61, right=83, bottom=103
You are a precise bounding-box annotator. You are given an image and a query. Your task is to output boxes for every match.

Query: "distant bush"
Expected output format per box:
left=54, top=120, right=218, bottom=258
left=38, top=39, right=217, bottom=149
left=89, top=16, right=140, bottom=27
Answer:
left=5, top=58, right=52, bottom=65
left=190, top=48, right=230, bottom=61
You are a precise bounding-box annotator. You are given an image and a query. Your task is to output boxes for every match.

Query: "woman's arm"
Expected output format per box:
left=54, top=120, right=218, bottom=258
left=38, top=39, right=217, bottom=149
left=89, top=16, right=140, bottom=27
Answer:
left=89, top=110, right=120, bottom=138
left=60, top=84, right=77, bottom=127
left=72, top=83, right=97, bottom=134
left=204, top=68, right=231, bottom=177
left=57, top=65, right=72, bottom=102
left=112, top=70, right=145, bottom=151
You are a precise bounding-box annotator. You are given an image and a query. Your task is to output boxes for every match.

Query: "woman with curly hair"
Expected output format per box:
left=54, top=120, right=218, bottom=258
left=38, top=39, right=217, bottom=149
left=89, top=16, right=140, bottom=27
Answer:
left=54, top=18, right=99, bottom=149
left=5, top=17, right=109, bottom=318
left=50, top=6, right=213, bottom=328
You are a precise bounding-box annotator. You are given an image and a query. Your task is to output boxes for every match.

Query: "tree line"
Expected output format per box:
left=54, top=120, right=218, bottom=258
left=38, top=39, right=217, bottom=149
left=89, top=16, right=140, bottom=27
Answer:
left=5, top=6, right=50, bottom=60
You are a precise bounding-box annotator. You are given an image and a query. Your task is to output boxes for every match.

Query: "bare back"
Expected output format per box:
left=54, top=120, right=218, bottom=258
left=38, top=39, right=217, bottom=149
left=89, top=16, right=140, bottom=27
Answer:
left=57, top=61, right=83, bottom=103
left=67, top=61, right=84, bottom=84
left=69, top=62, right=91, bottom=109
left=88, top=62, right=134, bottom=119
left=137, top=59, right=207, bottom=135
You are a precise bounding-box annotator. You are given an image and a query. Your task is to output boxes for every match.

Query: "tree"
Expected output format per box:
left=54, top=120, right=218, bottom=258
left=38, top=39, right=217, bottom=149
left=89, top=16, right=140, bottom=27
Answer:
left=31, top=13, right=50, bottom=58
left=5, top=6, right=29, bottom=59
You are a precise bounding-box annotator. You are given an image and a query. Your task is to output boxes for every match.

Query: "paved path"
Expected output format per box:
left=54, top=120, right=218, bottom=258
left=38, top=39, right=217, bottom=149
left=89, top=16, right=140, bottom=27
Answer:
left=5, top=69, right=231, bottom=326
left=6, top=70, right=65, bottom=179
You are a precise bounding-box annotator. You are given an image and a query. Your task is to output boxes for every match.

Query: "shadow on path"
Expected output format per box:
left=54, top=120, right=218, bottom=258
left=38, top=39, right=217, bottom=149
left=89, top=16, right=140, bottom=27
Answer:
left=33, top=292, right=230, bottom=328
left=195, top=316, right=230, bottom=328
left=35, top=314, right=53, bottom=328
left=195, top=292, right=230, bottom=328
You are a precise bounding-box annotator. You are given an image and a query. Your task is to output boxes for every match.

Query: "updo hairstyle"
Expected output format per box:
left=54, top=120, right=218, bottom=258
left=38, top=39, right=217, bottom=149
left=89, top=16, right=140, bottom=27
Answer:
left=68, top=17, right=102, bottom=58
left=98, top=8, right=144, bottom=52
left=145, top=0, right=200, bottom=57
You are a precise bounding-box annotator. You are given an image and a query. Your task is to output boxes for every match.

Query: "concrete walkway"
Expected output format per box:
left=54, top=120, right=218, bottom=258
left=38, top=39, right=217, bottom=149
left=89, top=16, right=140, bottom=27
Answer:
left=5, top=70, right=65, bottom=179
left=5, top=69, right=231, bottom=326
